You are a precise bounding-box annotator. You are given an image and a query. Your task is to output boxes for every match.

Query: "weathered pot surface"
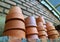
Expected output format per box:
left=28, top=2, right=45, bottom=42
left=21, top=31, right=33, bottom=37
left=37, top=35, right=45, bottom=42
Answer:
left=46, top=21, right=54, bottom=27
left=25, top=16, right=37, bottom=27
left=38, top=31, right=47, bottom=36
left=47, top=30, right=59, bottom=36
left=46, top=26, right=55, bottom=31
left=26, top=27, right=38, bottom=35
left=5, top=20, right=25, bottom=30
left=6, top=6, right=24, bottom=20
left=49, top=34, right=59, bottom=39
left=37, top=22, right=46, bottom=31
left=36, top=16, right=46, bottom=24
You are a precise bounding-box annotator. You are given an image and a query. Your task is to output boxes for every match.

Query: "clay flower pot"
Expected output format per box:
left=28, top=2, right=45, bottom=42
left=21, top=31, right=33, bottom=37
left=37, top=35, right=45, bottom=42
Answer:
left=46, top=21, right=54, bottom=27
left=47, top=30, right=59, bottom=36
left=46, top=26, right=55, bottom=31
left=5, top=20, right=25, bottom=31
left=46, top=22, right=55, bottom=31
left=27, top=34, right=39, bottom=39
left=37, top=22, right=46, bottom=31
left=6, top=6, right=24, bottom=21
left=26, top=27, right=38, bottom=35
left=38, top=31, right=47, bottom=36
left=36, top=16, right=46, bottom=24
left=49, top=34, right=59, bottom=39
left=25, top=16, right=37, bottom=27
left=3, top=30, right=25, bottom=39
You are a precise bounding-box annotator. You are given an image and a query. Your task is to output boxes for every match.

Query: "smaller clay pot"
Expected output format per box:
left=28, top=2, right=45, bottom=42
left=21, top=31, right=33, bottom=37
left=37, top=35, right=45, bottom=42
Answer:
left=3, top=30, right=25, bottom=39
left=27, top=34, right=39, bottom=39
left=46, top=22, right=56, bottom=31
left=47, top=30, right=59, bottom=36
left=5, top=20, right=25, bottom=31
left=46, top=21, right=54, bottom=27
left=49, top=34, right=59, bottom=39
left=38, top=31, right=47, bottom=36
left=36, top=16, right=46, bottom=24
left=26, top=27, right=38, bottom=35
left=6, top=6, right=24, bottom=21
left=25, top=16, right=37, bottom=27
left=37, top=22, right=46, bottom=31
left=46, top=26, right=55, bottom=31
left=39, top=36, right=47, bottom=39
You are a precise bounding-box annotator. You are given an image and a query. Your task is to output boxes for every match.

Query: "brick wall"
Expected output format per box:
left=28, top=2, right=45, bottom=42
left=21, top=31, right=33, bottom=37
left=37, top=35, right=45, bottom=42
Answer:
left=0, top=0, right=60, bottom=25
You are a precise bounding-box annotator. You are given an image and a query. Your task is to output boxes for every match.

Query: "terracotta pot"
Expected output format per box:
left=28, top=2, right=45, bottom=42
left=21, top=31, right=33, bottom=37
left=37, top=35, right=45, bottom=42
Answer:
left=38, top=31, right=47, bottom=36
left=36, top=16, right=46, bottom=24
left=3, top=30, right=25, bottom=39
left=46, top=22, right=55, bottom=31
left=46, top=21, right=54, bottom=27
left=6, top=6, right=24, bottom=21
left=37, top=22, right=46, bottom=31
left=25, top=16, right=37, bottom=27
left=27, top=34, right=39, bottom=39
left=46, top=26, right=55, bottom=31
left=26, top=27, right=38, bottom=35
left=47, top=30, right=59, bottom=36
left=49, top=34, right=59, bottom=39
left=39, top=36, right=47, bottom=39
left=4, top=20, right=25, bottom=31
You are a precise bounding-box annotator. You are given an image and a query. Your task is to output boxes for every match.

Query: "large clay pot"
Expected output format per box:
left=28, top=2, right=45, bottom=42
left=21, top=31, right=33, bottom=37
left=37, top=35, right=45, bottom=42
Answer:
left=47, top=30, right=59, bottom=36
left=25, top=16, right=37, bottom=27
left=36, top=16, right=46, bottom=24
left=5, top=20, right=25, bottom=31
left=3, top=30, right=25, bottom=39
left=6, top=6, right=24, bottom=21
left=37, top=22, right=46, bottom=31
left=38, top=31, right=47, bottom=36
left=27, top=34, right=39, bottom=39
left=49, top=34, right=59, bottom=39
left=26, top=27, right=38, bottom=35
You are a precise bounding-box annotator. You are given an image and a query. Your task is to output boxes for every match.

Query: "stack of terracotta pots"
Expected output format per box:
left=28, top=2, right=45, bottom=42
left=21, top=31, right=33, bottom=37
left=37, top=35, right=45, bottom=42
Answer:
left=3, top=6, right=26, bottom=39
left=25, top=16, right=39, bottom=39
left=36, top=16, right=48, bottom=39
left=46, top=21, right=59, bottom=39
